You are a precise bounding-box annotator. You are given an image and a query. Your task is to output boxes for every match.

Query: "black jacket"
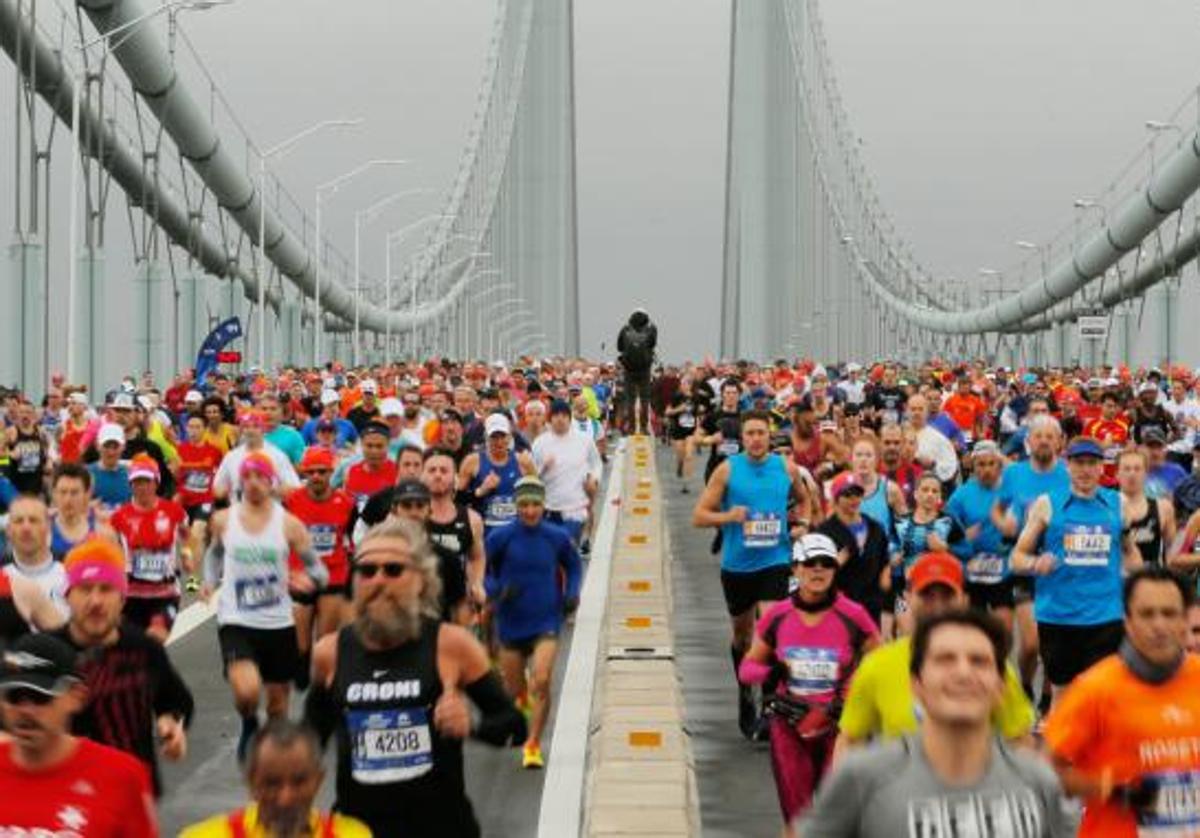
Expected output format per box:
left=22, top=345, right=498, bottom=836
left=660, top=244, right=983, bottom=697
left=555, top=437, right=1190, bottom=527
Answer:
left=616, top=310, right=657, bottom=376
left=817, top=514, right=890, bottom=622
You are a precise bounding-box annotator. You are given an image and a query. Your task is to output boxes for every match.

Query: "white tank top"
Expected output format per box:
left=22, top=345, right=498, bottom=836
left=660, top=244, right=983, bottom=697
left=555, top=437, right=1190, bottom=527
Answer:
left=216, top=501, right=293, bottom=630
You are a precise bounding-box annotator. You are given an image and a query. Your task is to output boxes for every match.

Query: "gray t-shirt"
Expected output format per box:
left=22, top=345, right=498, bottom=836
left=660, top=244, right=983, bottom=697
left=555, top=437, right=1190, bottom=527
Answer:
left=799, top=736, right=1073, bottom=838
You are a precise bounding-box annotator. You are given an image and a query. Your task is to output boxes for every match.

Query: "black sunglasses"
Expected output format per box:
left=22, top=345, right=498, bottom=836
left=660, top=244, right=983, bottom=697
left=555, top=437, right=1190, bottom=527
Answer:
left=393, top=499, right=430, bottom=510
left=798, top=557, right=839, bottom=570
left=0, top=687, right=55, bottom=706
left=353, top=562, right=412, bottom=580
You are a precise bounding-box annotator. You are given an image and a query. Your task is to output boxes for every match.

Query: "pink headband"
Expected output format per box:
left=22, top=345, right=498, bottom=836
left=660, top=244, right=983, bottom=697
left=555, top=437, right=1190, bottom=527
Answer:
left=66, top=561, right=128, bottom=594
left=239, top=455, right=277, bottom=483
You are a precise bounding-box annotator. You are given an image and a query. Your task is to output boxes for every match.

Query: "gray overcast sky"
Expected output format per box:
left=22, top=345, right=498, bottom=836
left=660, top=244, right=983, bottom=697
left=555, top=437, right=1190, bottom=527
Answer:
left=4, top=0, right=1200, bottom=371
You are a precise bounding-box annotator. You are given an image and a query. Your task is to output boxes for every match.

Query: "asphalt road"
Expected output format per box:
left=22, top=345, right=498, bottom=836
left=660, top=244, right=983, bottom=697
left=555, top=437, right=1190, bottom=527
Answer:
left=660, top=444, right=780, bottom=838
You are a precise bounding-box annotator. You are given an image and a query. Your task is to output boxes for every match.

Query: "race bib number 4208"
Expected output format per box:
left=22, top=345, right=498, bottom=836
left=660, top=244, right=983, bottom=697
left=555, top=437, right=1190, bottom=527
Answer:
left=348, top=707, right=434, bottom=785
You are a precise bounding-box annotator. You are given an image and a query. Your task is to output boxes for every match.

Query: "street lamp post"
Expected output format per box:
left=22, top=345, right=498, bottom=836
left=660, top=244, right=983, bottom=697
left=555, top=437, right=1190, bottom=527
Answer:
left=257, top=118, right=363, bottom=368
left=68, top=0, right=231, bottom=384
left=457, top=271, right=503, bottom=359
left=407, top=251, right=489, bottom=359
left=352, top=189, right=436, bottom=366
left=494, top=315, right=538, bottom=360
left=313, top=159, right=407, bottom=365
left=384, top=214, right=453, bottom=358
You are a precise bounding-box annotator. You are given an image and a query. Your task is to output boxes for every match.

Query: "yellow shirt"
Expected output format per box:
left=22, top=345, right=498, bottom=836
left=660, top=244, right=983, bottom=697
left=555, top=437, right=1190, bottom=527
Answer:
left=838, top=636, right=1034, bottom=740
left=201, top=424, right=239, bottom=456
left=179, top=804, right=371, bottom=838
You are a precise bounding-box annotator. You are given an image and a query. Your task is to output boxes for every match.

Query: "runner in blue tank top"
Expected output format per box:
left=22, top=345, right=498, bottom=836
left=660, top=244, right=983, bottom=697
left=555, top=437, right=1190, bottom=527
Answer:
left=1012, top=437, right=1141, bottom=704
left=946, top=441, right=1013, bottom=628
left=459, top=413, right=535, bottom=537
left=692, top=409, right=818, bottom=739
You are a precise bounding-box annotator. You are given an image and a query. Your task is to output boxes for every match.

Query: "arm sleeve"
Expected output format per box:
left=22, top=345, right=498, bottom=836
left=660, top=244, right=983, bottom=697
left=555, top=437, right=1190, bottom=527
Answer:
left=151, top=642, right=196, bottom=727
left=303, top=682, right=339, bottom=748
left=464, top=670, right=528, bottom=747
left=202, top=540, right=225, bottom=587
left=560, top=535, right=583, bottom=602
left=296, top=545, right=330, bottom=588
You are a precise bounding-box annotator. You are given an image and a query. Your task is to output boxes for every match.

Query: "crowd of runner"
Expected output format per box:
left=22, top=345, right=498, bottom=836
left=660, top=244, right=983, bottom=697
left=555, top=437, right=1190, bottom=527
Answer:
left=3, top=348, right=1200, bottom=835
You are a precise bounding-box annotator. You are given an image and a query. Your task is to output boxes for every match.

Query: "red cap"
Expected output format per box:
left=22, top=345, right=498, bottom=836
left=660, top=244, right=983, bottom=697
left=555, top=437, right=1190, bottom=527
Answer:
left=909, top=552, right=964, bottom=594
left=299, top=446, right=335, bottom=473
left=829, top=471, right=865, bottom=499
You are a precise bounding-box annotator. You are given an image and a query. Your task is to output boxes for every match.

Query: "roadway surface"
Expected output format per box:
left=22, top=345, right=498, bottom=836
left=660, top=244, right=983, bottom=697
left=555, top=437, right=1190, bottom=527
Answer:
left=661, top=444, right=778, bottom=838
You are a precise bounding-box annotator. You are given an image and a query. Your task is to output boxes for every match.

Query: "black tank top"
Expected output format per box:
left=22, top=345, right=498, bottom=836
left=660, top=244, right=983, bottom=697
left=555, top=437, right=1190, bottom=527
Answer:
left=1126, top=496, right=1164, bottom=565
left=332, top=619, right=477, bottom=838
left=8, top=428, right=46, bottom=495
left=427, top=507, right=471, bottom=619
left=0, top=574, right=30, bottom=650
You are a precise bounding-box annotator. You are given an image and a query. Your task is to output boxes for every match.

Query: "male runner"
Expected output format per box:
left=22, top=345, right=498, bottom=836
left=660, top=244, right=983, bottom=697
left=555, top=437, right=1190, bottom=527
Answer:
left=3, top=495, right=69, bottom=618
left=54, top=538, right=193, bottom=794
left=110, top=454, right=191, bottom=643
left=0, top=633, right=157, bottom=837
left=532, top=398, right=602, bottom=546
left=424, top=449, right=486, bottom=625
left=305, top=517, right=527, bottom=837
left=204, top=452, right=328, bottom=762
left=485, top=476, right=582, bottom=769
left=1046, top=565, right=1200, bottom=837
left=693, top=409, right=816, bottom=738
left=945, top=440, right=1013, bottom=629
left=460, top=413, right=536, bottom=537
left=47, top=463, right=101, bottom=561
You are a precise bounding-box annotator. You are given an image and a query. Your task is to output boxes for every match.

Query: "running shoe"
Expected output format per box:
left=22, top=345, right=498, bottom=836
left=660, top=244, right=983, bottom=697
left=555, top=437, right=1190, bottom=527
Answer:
left=522, top=742, right=544, bottom=770
left=737, top=685, right=758, bottom=740
left=516, top=691, right=534, bottom=722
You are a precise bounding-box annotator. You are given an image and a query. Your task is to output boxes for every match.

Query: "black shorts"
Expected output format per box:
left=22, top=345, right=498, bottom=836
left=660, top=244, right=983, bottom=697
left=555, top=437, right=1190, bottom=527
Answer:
left=218, top=624, right=300, bottom=685
left=720, top=565, right=791, bottom=617
left=1011, top=575, right=1035, bottom=605
left=123, top=597, right=179, bottom=633
left=966, top=579, right=1015, bottom=611
left=882, top=572, right=906, bottom=612
left=501, top=632, right=558, bottom=658
left=1038, top=620, right=1123, bottom=687
left=290, top=584, right=349, bottom=607
left=184, top=503, right=213, bottom=525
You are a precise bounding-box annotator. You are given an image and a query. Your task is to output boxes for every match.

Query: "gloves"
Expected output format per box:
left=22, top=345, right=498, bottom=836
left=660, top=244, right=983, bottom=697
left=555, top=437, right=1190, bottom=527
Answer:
left=1112, top=777, right=1159, bottom=811
left=563, top=596, right=580, bottom=616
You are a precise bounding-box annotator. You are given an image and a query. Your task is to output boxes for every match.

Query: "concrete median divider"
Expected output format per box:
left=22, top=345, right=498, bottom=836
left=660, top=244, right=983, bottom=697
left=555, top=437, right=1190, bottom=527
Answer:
left=582, top=436, right=700, bottom=837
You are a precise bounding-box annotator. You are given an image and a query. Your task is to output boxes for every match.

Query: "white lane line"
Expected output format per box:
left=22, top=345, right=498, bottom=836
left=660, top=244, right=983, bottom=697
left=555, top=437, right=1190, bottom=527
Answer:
left=536, top=441, right=627, bottom=838
left=166, top=591, right=217, bottom=647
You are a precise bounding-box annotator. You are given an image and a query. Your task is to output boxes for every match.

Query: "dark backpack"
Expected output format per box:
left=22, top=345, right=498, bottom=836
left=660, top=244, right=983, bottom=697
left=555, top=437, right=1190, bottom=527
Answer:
left=621, top=328, right=654, bottom=372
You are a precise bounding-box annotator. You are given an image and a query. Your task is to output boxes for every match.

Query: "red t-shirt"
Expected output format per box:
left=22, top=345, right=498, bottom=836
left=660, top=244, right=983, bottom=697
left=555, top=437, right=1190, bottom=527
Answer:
left=58, top=418, right=97, bottom=465
left=285, top=487, right=355, bottom=586
left=1084, top=416, right=1130, bottom=486
left=0, top=737, right=157, bottom=837
left=111, top=498, right=187, bottom=598
left=175, top=441, right=223, bottom=508
left=343, top=460, right=398, bottom=506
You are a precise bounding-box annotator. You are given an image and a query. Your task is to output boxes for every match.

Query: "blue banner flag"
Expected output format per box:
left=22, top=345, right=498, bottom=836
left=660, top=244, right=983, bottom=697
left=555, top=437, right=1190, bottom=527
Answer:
left=194, top=317, right=243, bottom=389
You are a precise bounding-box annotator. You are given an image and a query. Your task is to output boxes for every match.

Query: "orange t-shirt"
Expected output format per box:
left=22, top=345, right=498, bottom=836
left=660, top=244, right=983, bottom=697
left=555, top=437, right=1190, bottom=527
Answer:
left=1045, top=654, right=1200, bottom=836
left=941, top=393, right=988, bottom=432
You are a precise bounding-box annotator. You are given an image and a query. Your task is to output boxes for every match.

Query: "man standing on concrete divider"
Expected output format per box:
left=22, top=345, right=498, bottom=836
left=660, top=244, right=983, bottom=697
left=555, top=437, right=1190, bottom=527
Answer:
left=485, top=475, right=582, bottom=769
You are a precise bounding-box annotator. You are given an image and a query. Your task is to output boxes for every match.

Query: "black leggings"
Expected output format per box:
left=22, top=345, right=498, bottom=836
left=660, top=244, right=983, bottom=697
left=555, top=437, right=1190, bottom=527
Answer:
left=623, top=374, right=652, bottom=434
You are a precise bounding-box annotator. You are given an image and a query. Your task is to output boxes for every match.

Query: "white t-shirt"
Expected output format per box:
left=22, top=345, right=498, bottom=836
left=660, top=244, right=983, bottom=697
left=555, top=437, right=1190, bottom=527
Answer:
left=915, top=425, right=959, bottom=482
left=532, top=428, right=602, bottom=520
left=213, top=442, right=301, bottom=498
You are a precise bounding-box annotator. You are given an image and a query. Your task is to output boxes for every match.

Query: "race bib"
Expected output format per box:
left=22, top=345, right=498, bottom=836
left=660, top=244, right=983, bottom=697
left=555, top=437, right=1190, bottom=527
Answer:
left=1063, top=525, right=1112, bottom=567
left=131, top=550, right=174, bottom=582
left=678, top=414, right=696, bottom=429
left=17, top=450, right=39, bottom=472
left=965, top=554, right=1005, bottom=585
left=881, top=409, right=899, bottom=426
left=718, top=441, right=740, bottom=457
left=348, top=707, right=434, bottom=784
left=234, top=574, right=282, bottom=611
left=309, top=524, right=338, bottom=556
left=1136, top=770, right=1200, bottom=836
left=742, top=513, right=782, bottom=548
left=486, top=496, right=516, bottom=527
left=784, top=647, right=839, bottom=697
left=184, top=470, right=212, bottom=492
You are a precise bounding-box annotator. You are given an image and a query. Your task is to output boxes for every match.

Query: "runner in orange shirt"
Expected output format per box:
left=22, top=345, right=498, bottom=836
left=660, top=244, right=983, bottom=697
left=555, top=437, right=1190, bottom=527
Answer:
left=1084, top=390, right=1130, bottom=487
left=940, top=375, right=989, bottom=443
left=1044, top=565, right=1200, bottom=837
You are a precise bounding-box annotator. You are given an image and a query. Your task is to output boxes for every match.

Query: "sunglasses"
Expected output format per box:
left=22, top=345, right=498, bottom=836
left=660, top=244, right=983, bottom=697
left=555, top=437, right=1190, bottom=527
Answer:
left=393, top=499, right=429, bottom=510
left=798, top=557, right=839, bottom=570
left=353, top=562, right=411, bottom=580
left=0, top=687, right=56, bottom=706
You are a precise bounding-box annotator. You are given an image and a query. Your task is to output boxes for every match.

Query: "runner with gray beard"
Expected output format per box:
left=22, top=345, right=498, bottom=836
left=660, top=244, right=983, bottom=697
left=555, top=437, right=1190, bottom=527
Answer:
left=304, top=518, right=527, bottom=838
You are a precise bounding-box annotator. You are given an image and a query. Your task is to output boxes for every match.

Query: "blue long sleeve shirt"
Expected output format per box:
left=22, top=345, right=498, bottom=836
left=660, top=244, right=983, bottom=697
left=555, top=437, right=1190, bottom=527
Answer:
left=484, top=519, right=583, bottom=644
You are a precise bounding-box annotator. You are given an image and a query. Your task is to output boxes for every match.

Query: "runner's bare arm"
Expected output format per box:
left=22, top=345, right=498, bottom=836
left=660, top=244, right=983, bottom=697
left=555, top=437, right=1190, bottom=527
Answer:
left=457, top=453, right=479, bottom=493
left=691, top=462, right=738, bottom=528
left=12, top=574, right=65, bottom=631
left=1010, top=495, right=1051, bottom=574
left=436, top=623, right=527, bottom=746
left=785, top=461, right=816, bottom=527
left=303, top=633, right=340, bottom=747
left=466, top=508, right=486, bottom=603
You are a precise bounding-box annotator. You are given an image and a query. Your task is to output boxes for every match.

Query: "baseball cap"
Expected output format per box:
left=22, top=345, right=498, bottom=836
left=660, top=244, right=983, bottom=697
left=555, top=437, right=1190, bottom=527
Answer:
left=392, top=479, right=431, bottom=505
left=128, top=454, right=160, bottom=483
left=549, top=398, right=571, bottom=416
left=110, top=392, right=135, bottom=410
left=67, top=392, right=89, bottom=406
left=1138, top=382, right=1159, bottom=395
left=909, top=552, right=964, bottom=594
left=299, top=447, right=335, bottom=473
left=514, top=475, right=546, bottom=503
left=361, top=421, right=390, bottom=439
left=379, top=397, right=404, bottom=419
left=1065, top=438, right=1104, bottom=460
left=97, top=423, right=124, bottom=447
left=0, top=634, right=80, bottom=697
left=791, top=533, right=840, bottom=566
left=238, top=409, right=267, bottom=429
left=360, top=379, right=378, bottom=394
left=1142, top=428, right=1168, bottom=445
left=972, top=439, right=1002, bottom=458
left=484, top=413, right=511, bottom=437
left=829, top=471, right=865, bottom=499
left=320, top=389, right=341, bottom=407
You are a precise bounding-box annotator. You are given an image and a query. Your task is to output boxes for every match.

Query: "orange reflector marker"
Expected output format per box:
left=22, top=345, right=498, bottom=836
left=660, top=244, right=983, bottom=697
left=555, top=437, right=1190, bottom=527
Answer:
left=628, top=534, right=648, bottom=545
left=625, top=616, right=652, bottom=629
left=637, top=478, right=652, bottom=488
left=634, top=492, right=651, bottom=501
left=629, top=730, right=663, bottom=748
left=628, top=580, right=652, bottom=592
left=632, top=506, right=650, bottom=516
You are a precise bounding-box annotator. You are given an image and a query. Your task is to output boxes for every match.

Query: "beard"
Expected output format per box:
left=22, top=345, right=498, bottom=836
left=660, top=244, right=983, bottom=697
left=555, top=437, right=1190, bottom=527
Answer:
left=354, top=590, right=423, bottom=648
left=259, top=804, right=308, bottom=837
